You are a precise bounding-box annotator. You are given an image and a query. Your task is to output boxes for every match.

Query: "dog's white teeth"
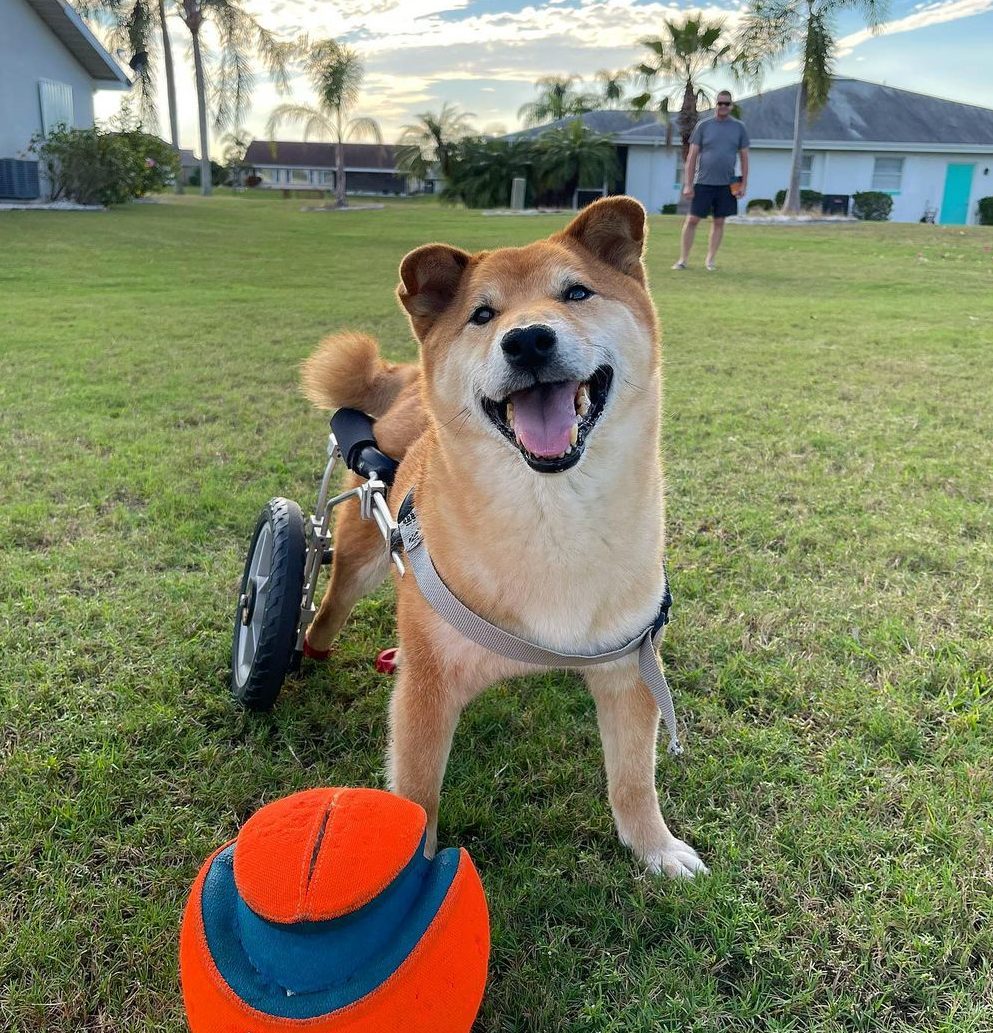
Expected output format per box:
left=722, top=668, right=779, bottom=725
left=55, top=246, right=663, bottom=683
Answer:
left=569, top=422, right=579, bottom=447
left=576, top=385, right=591, bottom=417
left=506, top=400, right=515, bottom=427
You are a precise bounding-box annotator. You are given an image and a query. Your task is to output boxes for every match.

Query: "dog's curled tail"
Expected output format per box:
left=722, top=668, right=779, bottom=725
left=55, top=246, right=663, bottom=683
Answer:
left=300, top=332, right=417, bottom=418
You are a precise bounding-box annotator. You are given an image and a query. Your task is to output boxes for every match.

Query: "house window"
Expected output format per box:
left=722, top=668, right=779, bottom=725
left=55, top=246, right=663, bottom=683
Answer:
left=674, top=162, right=683, bottom=187
left=800, top=153, right=814, bottom=189
left=290, top=169, right=309, bottom=184
left=320, top=170, right=335, bottom=185
left=39, top=79, right=74, bottom=135
left=872, top=156, right=904, bottom=192
left=259, top=168, right=278, bottom=183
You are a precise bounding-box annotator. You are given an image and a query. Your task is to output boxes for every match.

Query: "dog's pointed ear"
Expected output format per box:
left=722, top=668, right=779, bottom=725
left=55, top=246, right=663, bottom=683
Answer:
left=558, top=196, right=647, bottom=283
left=397, top=243, right=472, bottom=336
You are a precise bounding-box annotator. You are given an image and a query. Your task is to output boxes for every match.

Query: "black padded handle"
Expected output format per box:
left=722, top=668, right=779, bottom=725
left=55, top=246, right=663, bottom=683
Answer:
left=330, top=408, right=398, bottom=485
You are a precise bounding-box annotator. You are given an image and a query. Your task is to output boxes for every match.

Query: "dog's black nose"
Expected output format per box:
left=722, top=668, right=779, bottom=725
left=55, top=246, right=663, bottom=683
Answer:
left=501, top=324, right=557, bottom=369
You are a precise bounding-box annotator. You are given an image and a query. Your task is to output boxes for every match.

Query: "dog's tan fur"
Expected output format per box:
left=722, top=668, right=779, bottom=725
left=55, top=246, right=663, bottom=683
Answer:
left=301, top=197, right=706, bottom=878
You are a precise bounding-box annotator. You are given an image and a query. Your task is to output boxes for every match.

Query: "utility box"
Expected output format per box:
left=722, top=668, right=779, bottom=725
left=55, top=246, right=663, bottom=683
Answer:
left=510, top=177, right=526, bottom=210
left=0, top=159, right=41, bottom=200
left=821, top=194, right=850, bottom=216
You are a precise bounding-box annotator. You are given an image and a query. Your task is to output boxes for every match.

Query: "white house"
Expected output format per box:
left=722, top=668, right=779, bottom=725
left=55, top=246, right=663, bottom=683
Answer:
left=521, top=79, right=993, bottom=225
left=0, top=0, right=130, bottom=199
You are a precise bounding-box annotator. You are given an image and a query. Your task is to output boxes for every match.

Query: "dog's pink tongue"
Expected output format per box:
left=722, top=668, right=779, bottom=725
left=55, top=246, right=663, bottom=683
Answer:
left=511, top=381, right=579, bottom=457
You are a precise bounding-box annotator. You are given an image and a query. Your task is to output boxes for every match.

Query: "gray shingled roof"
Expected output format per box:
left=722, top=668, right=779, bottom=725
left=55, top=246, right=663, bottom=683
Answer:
left=614, top=78, right=993, bottom=146
left=738, top=78, right=993, bottom=145
left=505, top=111, right=660, bottom=141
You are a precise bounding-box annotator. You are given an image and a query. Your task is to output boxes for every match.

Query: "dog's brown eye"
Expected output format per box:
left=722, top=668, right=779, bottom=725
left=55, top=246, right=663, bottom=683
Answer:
left=564, top=284, right=593, bottom=302
left=469, top=305, right=495, bottom=326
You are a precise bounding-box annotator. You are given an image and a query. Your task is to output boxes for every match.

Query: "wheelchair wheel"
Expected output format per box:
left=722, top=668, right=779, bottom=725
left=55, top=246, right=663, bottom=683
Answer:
left=230, top=497, right=306, bottom=711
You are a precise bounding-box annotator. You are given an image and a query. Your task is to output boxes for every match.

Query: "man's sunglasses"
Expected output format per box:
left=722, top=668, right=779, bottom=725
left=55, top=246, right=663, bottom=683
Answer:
left=716, top=100, right=732, bottom=107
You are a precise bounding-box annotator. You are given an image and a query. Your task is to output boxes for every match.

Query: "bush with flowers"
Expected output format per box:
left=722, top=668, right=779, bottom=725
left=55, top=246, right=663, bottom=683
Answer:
left=31, top=114, right=179, bottom=206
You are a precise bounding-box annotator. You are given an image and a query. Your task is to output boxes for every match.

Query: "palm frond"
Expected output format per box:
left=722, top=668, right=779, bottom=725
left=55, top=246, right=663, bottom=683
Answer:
left=84, top=0, right=160, bottom=127
left=211, top=2, right=254, bottom=131
left=265, top=103, right=333, bottom=142
left=345, top=116, right=382, bottom=143
left=843, top=0, right=890, bottom=32
left=253, top=22, right=293, bottom=93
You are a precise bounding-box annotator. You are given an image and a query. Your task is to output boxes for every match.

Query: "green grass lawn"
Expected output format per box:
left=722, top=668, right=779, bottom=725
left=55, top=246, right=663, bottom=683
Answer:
left=2, top=194, right=992, bottom=1032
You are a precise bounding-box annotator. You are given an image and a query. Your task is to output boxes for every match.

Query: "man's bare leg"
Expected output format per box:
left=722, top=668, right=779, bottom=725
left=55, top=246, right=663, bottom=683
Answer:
left=675, top=214, right=701, bottom=267
left=706, top=217, right=726, bottom=269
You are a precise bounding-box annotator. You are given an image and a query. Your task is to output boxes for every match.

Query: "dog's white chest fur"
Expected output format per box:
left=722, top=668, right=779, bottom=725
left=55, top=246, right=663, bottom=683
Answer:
left=425, top=434, right=666, bottom=658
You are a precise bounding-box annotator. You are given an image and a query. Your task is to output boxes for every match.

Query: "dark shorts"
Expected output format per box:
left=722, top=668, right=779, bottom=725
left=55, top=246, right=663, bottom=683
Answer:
left=690, top=183, right=737, bottom=219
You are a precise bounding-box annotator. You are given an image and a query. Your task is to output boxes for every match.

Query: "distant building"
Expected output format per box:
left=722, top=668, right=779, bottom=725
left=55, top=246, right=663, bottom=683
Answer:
left=177, top=148, right=199, bottom=186
left=0, top=0, right=130, bottom=199
left=516, top=79, right=993, bottom=225
left=243, top=141, right=411, bottom=195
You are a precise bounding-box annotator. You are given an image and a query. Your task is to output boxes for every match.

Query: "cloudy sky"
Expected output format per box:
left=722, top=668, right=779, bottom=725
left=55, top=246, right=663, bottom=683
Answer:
left=93, top=0, right=993, bottom=155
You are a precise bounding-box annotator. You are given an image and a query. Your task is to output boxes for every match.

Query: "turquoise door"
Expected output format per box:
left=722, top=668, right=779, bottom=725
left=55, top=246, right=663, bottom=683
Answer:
left=939, top=163, right=974, bottom=224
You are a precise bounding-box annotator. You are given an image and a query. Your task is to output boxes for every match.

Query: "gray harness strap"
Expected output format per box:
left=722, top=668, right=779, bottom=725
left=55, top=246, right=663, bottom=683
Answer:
left=396, top=491, right=683, bottom=756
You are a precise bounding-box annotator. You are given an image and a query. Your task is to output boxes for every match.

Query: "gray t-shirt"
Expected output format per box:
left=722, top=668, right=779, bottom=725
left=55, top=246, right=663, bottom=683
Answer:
left=690, top=116, right=749, bottom=185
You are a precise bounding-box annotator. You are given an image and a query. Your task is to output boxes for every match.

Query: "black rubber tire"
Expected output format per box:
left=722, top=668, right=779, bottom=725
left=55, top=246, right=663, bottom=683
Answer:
left=230, top=497, right=306, bottom=711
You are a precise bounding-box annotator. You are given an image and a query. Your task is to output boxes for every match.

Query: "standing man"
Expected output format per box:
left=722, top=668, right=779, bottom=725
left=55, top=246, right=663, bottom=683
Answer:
left=672, top=90, right=749, bottom=271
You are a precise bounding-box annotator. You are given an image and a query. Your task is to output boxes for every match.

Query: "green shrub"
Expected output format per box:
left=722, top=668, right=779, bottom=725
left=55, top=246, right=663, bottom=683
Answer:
left=442, top=136, right=538, bottom=208
left=774, top=188, right=823, bottom=209
left=31, top=124, right=179, bottom=205
left=189, top=160, right=228, bottom=188
left=747, top=198, right=774, bottom=212
left=852, top=191, right=893, bottom=221
left=660, top=203, right=678, bottom=214
left=977, top=196, right=993, bottom=226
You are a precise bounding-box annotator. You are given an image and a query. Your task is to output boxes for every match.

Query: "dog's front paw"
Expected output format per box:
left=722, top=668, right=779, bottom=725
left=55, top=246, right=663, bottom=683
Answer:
left=644, top=838, right=709, bottom=879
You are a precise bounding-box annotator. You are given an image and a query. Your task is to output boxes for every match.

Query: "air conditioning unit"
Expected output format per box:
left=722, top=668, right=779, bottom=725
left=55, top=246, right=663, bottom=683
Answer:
left=0, top=159, right=41, bottom=200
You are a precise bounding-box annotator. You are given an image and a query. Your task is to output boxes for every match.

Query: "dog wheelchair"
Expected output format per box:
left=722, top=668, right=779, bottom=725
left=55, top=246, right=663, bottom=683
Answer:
left=230, top=410, right=402, bottom=710
left=231, top=412, right=684, bottom=752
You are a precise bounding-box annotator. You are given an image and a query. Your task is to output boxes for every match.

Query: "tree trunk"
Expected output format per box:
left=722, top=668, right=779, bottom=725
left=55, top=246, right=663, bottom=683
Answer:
left=190, top=26, right=212, bottom=196
left=677, top=79, right=697, bottom=215
left=335, top=136, right=346, bottom=208
left=158, top=0, right=183, bottom=194
left=783, top=80, right=807, bottom=214
left=679, top=79, right=697, bottom=166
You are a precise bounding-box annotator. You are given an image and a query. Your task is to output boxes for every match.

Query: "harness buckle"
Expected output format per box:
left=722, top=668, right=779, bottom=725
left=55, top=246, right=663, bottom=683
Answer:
left=398, top=510, right=423, bottom=552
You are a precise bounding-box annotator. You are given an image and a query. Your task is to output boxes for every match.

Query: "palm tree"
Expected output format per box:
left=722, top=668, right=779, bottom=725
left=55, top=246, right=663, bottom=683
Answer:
left=632, top=16, right=732, bottom=162
left=174, top=0, right=291, bottom=196
left=594, top=69, right=629, bottom=110
left=517, top=75, right=598, bottom=128
left=535, top=121, right=620, bottom=208
left=735, top=0, right=888, bottom=212
left=80, top=0, right=183, bottom=191
left=395, top=103, right=476, bottom=187
left=266, top=40, right=380, bottom=208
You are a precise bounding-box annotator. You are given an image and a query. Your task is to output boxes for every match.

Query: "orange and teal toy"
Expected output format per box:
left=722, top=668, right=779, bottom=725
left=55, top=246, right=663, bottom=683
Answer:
left=179, top=787, right=489, bottom=1033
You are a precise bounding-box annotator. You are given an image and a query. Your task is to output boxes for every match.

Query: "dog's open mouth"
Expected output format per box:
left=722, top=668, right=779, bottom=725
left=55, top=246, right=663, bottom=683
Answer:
left=481, top=365, right=613, bottom=473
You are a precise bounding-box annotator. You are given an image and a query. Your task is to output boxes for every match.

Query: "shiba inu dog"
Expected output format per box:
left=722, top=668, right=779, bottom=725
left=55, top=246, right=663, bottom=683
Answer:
left=301, top=197, right=706, bottom=878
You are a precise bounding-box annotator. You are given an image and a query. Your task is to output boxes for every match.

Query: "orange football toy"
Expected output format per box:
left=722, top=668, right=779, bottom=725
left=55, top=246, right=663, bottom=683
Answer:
left=179, top=787, right=489, bottom=1033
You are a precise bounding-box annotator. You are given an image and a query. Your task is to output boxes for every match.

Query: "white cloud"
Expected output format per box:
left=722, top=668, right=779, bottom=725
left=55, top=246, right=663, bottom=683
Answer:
left=834, top=0, right=993, bottom=56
